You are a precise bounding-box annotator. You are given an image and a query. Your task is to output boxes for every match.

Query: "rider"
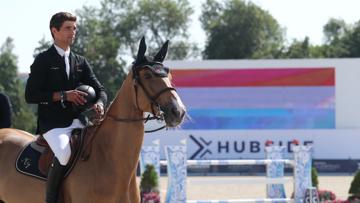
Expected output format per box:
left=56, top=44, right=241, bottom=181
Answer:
left=25, top=12, right=107, bottom=203
left=0, top=92, right=12, bottom=128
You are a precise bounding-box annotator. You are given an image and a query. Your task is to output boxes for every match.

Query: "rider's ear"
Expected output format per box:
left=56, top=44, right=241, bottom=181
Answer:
left=134, top=36, right=147, bottom=66
left=153, top=40, right=169, bottom=62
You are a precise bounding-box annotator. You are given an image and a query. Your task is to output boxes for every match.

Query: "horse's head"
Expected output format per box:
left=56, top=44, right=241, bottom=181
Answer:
left=130, top=37, right=186, bottom=127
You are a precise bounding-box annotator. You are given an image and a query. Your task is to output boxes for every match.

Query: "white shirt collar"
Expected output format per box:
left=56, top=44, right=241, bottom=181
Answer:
left=54, top=44, right=70, bottom=57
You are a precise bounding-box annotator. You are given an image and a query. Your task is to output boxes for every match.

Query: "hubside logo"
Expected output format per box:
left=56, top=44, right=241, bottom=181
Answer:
left=188, top=134, right=314, bottom=159
left=189, top=134, right=212, bottom=159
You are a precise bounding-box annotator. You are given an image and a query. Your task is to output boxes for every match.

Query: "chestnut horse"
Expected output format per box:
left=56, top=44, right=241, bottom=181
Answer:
left=0, top=37, right=186, bottom=203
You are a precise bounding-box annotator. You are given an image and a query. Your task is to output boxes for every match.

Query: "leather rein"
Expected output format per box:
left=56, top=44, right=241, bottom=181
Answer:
left=81, top=64, right=174, bottom=160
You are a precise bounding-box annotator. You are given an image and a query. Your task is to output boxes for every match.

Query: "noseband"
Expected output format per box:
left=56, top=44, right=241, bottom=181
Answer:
left=107, top=64, right=176, bottom=132
left=133, top=69, right=176, bottom=118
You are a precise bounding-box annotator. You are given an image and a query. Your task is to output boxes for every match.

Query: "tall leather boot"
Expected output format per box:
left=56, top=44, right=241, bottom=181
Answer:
left=46, top=158, right=66, bottom=203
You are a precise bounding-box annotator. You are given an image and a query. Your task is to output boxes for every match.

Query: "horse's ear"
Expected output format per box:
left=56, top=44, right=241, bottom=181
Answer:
left=153, top=40, right=169, bottom=62
left=134, top=36, right=147, bottom=65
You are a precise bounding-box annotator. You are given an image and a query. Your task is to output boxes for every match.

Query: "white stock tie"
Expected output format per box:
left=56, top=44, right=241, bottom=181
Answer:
left=64, top=53, right=70, bottom=79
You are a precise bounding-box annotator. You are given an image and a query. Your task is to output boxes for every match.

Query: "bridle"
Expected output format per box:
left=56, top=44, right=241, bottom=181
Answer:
left=81, top=64, right=176, bottom=160
left=107, top=63, right=176, bottom=132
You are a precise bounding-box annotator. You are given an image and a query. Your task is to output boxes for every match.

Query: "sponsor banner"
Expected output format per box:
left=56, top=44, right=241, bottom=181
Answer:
left=172, top=68, right=335, bottom=87
left=172, top=68, right=335, bottom=129
left=143, top=129, right=360, bottom=160
left=313, top=159, right=360, bottom=173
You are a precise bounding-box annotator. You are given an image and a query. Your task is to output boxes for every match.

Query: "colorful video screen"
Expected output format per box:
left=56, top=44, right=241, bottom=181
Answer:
left=172, top=68, right=335, bottom=129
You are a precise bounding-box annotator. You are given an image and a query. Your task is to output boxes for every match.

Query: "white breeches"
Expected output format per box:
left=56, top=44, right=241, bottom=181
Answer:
left=43, top=119, right=84, bottom=166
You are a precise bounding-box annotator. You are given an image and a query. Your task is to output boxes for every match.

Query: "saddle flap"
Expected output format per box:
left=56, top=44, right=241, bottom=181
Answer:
left=15, top=128, right=85, bottom=180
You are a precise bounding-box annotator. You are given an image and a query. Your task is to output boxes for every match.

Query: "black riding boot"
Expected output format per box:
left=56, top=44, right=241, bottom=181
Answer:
left=46, top=158, right=66, bottom=203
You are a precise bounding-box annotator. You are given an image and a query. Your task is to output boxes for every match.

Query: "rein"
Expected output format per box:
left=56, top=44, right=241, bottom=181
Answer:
left=107, top=113, right=161, bottom=123
left=107, top=113, right=167, bottom=133
left=82, top=65, right=174, bottom=160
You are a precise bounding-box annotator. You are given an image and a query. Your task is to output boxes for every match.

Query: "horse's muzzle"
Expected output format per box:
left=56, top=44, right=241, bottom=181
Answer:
left=163, top=99, right=186, bottom=127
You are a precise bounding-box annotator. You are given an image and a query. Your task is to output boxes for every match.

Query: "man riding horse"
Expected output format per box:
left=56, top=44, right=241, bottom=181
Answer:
left=0, top=27, right=185, bottom=203
left=25, top=12, right=107, bottom=203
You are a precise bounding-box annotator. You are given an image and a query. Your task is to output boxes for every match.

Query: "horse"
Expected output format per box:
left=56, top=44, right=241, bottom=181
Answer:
left=0, top=37, right=186, bottom=203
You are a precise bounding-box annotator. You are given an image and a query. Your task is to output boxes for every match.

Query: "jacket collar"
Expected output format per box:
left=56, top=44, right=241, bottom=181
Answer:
left=54, top=44, right=70, bottom=57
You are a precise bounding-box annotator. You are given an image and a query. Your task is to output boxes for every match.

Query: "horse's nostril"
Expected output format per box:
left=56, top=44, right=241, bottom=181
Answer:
left=171, top=107, right=181, bottom=118
left=180, top=110, right=185, bottom=120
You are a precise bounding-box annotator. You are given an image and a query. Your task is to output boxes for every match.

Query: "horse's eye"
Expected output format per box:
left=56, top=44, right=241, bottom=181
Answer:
left=144, top=72, right=152, bottom=79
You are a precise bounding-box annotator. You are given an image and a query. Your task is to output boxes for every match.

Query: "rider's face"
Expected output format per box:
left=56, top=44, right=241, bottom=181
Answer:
left=52, top=21, right=77, bottom=49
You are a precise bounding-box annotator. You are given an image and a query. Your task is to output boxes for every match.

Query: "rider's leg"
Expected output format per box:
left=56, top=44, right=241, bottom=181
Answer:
left=43, top=119, right=83, bottom=203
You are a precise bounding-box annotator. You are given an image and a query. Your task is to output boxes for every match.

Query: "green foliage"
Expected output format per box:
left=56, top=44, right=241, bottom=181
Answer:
left=349, top=170, right=360, bottom=197
left=97, top=0, right=197, bottom=60
left=0, top=38, right=36, bottom=133
left=79, top=0, right=198, bottom=98
left=321, top=18, right=350, bottom=57
left=33, top=37, right=52, bottom=58
left=311, top=167, right=319, bottom=189
left=281, top=37, right=311, bottom=58
left=199, top=1, right=360, bottom=59
left=140, top=164, right=159, bottom=193
left=30, top=0, right=360, bottom=105
left=32, top=5, right=127, bottom=102
left=73, top=6, right=126, bottom=101
left=344, top=22, right=360, bottom=57
left=320, top=18, right=360, bottom=58
left=32, top=0, right=197, bottom=101
left=323, top=18, right=349, bottom=44
left=280, top=37, right=325, bottom=58
left=0, top=38, right=18, bottom=92
left=200, top=0, right=284, bottom=59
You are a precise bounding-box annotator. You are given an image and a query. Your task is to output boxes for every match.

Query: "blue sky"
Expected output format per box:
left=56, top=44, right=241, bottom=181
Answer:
left=1, top=0, right=360, bottom=73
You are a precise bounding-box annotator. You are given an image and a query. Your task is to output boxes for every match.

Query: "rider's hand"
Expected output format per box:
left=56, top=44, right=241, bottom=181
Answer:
left=89, top=102, right=104, bottom=125
left=93, top=102, right=105, bottom=117
left=65, top=90, right=87, bottom=106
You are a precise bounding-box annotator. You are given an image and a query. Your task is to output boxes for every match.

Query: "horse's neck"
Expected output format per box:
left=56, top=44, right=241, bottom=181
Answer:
left=92, top=79, right=145, bottom=170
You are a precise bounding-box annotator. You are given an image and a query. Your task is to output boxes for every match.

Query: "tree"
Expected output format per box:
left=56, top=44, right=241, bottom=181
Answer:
left=134, top=0, right=197, bottom=59
left=33, top=5, right=127, bottom=101
left=349, top=170, right=360, bottom=199
left=33, top=37, right=52, bottom=58
left=0, top=38, right=36, bottom=132
left=34, top=0, right=197, bottom=101
left=323, top=18, right=348, bottom=44
left=280, top=37, right=325, bottom=58
left=140, top=164, right=160, bottom=203
left=97, top=0, right=197, bottom=60
left=311, top=167, right=319, bottom=189
left=0, top=38, right=18, bottom=92
left=140, top=164, right=159, bottom=193
left=74, top=0, right=197, bottom=99
left=344, top=21, right=360, bottom=57
left=200, top=0, right=284, bottom=59
left=320, top=18, right=360, bottom=58
left=322, top=18, right=350, bottom=57
left=73, top=5, right=126, bottom=101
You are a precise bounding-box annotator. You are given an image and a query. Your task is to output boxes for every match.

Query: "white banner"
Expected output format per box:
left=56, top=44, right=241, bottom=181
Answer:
left=143, top=129, right=360, bottom=160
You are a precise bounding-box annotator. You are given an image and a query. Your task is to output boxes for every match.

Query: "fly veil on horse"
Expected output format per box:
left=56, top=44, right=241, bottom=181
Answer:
left=0, top=37, right=186, bottom=203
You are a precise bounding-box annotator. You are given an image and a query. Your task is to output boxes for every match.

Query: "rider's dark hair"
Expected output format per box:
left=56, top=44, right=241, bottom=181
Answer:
left=49, top=12, right=77, bottom=38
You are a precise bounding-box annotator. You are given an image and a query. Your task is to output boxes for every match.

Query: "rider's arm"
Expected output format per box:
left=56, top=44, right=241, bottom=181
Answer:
left=25, top=54, right=54, bottom=104
left=81, top=57, right=107, bottom=107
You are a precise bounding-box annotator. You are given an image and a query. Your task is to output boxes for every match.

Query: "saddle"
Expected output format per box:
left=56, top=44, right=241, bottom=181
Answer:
left=15, top=126, right=97, bottom=180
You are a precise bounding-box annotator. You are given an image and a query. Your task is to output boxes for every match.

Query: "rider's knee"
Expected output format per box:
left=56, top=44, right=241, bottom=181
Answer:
left=57, top=147, right=71, bottom=166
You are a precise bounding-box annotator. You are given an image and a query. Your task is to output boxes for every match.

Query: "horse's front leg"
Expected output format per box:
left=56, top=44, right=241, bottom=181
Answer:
left=129, top=173, right=140, bottom=203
